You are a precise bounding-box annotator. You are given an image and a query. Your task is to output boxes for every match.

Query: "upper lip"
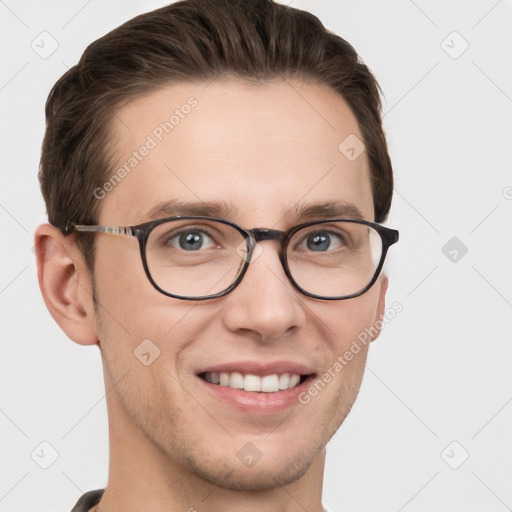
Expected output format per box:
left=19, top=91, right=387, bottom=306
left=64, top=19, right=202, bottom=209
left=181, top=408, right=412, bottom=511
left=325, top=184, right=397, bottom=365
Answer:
left=196, top=360, right=316, bottom=377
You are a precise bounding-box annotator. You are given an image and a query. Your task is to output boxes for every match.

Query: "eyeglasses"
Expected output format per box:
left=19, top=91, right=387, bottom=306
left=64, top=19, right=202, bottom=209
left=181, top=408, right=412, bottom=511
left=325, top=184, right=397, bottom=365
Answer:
left=68, top=216, right=399, bottom=301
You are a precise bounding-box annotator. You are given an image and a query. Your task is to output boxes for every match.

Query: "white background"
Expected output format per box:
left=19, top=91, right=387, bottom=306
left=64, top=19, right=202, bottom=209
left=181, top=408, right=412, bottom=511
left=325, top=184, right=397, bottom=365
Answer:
left=1, top=1, right=511, bottom=511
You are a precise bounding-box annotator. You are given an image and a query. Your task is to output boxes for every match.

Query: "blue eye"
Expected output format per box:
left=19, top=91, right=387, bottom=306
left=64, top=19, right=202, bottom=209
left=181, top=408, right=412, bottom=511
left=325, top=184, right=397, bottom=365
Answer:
left=304, top=231, right=343, bottom=252
left=168, top=230, right=215, bottom=251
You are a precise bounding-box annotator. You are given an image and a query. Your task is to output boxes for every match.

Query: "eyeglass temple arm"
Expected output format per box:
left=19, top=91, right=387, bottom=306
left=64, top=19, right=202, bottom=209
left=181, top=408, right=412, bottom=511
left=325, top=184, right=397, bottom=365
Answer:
left=68, top=225, right=135, bottom=237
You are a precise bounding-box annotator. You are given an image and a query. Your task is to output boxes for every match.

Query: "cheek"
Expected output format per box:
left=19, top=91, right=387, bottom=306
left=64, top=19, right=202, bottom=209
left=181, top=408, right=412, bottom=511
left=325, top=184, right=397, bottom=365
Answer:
left=94, top=235, right=146, bottom=293
left=92, top=243, right=220, bottom=386
left=94, top=238, right=177, bottom=334
left=319, top=286, right=381, bottom=348
left=308, top=286, right=382, bottom=391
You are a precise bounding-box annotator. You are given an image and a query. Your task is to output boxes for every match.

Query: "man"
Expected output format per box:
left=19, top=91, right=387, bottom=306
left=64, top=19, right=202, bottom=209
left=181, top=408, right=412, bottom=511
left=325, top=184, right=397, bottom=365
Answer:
left=35, top=0, right=398, bottom=510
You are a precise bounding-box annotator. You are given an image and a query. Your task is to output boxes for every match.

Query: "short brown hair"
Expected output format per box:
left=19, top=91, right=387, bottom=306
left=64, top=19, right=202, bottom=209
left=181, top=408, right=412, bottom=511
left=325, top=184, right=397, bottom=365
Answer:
left=39, top=0, right=393, bottom=269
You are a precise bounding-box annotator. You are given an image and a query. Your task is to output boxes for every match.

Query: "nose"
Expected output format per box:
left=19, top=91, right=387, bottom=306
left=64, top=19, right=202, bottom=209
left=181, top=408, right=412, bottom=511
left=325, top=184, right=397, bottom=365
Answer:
left=221, top=240, right=306, bottom=342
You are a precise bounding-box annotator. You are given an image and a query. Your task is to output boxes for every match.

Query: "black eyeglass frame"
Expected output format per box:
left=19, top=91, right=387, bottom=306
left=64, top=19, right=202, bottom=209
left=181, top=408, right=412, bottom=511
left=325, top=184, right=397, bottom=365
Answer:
left=67, top=216, right=399, bottom=301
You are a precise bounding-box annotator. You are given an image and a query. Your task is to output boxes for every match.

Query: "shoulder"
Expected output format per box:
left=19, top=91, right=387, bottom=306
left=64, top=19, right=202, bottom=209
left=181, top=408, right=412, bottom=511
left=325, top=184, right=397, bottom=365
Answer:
left=69, top=489, right=104, bottom=512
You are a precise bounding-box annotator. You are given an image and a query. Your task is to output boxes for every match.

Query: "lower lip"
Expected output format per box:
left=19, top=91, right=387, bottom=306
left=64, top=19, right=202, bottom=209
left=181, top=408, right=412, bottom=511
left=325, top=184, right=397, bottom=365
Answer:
left=197, top=375, right=315, bottom=414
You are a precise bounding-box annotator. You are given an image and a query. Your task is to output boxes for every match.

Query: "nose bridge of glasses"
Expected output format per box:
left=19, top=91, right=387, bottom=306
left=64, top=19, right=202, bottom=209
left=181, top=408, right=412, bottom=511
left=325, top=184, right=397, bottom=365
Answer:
left=249, top=228, right=285, bottom=244
left=245, top=228, right=287, bottom=259
left=241, top=228, right=290, bottom=289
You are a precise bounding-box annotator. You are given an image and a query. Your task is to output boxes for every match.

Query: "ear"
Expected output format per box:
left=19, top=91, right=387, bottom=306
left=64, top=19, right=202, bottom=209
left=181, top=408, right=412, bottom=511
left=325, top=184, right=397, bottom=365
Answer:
left=370, top=275, right=388, bottom=342
left=34, top=224, right=98, bottom=346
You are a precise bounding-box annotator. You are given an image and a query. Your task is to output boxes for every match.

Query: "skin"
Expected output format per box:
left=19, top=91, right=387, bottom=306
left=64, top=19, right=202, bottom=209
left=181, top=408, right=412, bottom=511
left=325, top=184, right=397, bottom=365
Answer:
left=35, top=78, right=388, bottom=512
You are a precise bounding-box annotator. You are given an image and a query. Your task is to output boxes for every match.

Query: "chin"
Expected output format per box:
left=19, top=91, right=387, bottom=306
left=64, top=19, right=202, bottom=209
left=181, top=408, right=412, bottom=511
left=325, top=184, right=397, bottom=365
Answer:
left=175, top=422, right=334, bottom=491
left=186, top=447, right=318, bottom=491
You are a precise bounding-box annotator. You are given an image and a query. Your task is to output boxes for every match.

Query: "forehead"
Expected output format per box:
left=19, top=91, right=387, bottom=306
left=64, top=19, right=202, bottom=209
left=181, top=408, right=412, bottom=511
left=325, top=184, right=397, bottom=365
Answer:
left=102, top=78, right=374, bottom=226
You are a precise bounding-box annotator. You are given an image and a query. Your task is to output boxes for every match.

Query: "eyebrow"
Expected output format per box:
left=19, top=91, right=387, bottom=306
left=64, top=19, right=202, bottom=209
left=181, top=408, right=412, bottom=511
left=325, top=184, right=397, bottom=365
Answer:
left=142, top=199, right=240, bottom=221
left=140, top=199, right=365, bottom=224
left=291, top=200, right=365, bottom=222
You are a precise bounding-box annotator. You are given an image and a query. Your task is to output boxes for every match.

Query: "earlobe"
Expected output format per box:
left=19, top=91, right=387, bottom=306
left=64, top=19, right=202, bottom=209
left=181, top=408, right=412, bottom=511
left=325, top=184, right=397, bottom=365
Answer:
left=34, top=224, right=98, bottom=346
left=370, top=275, right=389, bottom=342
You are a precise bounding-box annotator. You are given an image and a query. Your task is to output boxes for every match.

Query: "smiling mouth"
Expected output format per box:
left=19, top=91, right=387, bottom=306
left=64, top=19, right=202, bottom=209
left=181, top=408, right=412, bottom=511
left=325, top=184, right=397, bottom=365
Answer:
left=198, top=372, right=311, bottom=393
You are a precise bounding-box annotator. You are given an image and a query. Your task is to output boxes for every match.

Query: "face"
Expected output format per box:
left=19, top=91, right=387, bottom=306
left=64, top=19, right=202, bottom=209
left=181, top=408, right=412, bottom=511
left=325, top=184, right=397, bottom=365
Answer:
left=91, top=79, right=387, bottom=489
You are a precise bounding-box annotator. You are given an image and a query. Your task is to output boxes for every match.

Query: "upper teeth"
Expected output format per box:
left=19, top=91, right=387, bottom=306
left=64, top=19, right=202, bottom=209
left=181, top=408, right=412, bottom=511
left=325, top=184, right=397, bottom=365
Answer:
left=203, top=372, right=301, bottom=392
